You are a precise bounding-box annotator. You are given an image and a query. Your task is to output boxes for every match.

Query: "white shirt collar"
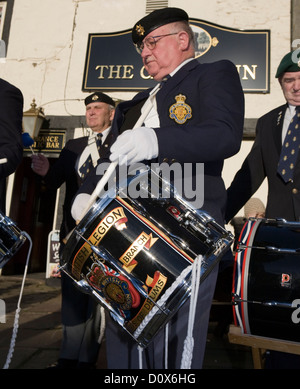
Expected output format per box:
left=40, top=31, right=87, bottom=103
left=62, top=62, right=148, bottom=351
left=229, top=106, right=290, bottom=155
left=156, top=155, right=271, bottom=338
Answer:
left=88, top=126, right=111, bottom=143
left=169, top=57, right=195, bottom=77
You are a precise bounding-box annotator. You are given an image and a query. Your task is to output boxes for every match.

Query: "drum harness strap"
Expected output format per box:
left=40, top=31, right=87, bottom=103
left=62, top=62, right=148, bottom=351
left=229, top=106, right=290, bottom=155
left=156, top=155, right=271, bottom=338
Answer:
left=2, top=231, right=32, bottom=369
left=137, top=254, right=203, bottom=369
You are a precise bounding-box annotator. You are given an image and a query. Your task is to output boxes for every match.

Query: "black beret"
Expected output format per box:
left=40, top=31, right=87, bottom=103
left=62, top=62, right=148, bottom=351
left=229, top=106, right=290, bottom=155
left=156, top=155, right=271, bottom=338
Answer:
left=84, top=92, right=115, bottom=107
left=275, top=50, right=300, bottom=78
left=132, top=7, right=189, bottom=44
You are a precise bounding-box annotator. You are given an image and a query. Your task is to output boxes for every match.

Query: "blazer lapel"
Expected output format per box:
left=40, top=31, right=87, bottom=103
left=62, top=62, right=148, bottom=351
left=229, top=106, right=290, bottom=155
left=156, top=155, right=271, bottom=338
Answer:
left=114, top=90, right=150, bottom=133
left=156, top=59, right=198, bottom=103
left=273, top=105, right=287, bottom=155
left=100, top=129, right=116, bottom=158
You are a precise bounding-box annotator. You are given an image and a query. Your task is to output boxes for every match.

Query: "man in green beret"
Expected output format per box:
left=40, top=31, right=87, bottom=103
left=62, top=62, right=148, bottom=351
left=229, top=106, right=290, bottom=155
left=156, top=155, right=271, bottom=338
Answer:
left=226, top=49, right=300, bottom=368
left=226, top=49, right=300, bottom=222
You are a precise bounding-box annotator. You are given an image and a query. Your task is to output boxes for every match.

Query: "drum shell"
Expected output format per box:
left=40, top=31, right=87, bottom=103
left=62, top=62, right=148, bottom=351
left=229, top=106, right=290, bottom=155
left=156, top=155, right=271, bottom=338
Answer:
left=62, top=171, right=232, bottom=347
left=232, top=219, right=300, bottom=342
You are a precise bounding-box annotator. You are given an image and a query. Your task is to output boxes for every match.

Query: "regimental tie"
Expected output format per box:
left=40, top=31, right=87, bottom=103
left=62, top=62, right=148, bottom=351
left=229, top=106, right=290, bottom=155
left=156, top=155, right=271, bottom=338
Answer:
left=79, top=133, right=102, bottom=178
left=277, top=106, right=300, bottom=183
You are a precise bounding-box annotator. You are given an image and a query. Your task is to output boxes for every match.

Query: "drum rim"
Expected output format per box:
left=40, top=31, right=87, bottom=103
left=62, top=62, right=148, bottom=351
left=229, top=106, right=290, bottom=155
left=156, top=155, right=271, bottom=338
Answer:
left=233, top=219, right=262, bottom=334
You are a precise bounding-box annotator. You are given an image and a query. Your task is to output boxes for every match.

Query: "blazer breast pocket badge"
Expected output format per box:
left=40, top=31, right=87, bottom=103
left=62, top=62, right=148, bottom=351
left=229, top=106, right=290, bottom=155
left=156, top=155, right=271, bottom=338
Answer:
left=169, top=94, right=192, bottom=124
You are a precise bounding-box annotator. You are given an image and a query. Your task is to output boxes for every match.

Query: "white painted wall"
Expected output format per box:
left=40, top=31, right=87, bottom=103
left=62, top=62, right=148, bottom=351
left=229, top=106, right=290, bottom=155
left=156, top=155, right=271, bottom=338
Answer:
left=1, top=0, right=291, bottom=217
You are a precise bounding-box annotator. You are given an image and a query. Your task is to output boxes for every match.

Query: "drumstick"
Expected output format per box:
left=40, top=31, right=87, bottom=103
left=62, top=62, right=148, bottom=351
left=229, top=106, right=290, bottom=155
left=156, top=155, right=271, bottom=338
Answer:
left=76, top=160, right=118, bottom=222
left=76, top=89, right=159, bottom=223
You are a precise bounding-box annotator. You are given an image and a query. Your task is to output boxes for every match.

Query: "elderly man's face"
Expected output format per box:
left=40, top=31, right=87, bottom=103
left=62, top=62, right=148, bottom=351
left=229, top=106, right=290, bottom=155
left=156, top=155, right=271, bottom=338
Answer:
left=140, top=25, right=186, bottom=81
left=85, top=102, right=115, bottom=133
left=280, top=71, right=300, bottom=106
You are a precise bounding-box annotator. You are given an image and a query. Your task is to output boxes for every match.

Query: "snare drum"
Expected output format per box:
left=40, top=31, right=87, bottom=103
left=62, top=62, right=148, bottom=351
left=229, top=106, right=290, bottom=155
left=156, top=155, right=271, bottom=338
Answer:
left=0, top=211, right=26, bottom=269
left=61, top=168, right=233, bottom=347
left=232, top=218, right=300, bottom=342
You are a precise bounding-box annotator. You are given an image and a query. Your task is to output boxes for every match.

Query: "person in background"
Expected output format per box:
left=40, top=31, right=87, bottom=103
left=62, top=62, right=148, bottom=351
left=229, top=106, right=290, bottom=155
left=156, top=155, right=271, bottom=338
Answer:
left=0, top=78, right=23, bottom=214
left=31, top=92, right=115, bottom=369
left=226, top=50, right=300, bottom=223
left=226, top=49, right=300, bottom=369
left=71, top=7, right=244, bottom=369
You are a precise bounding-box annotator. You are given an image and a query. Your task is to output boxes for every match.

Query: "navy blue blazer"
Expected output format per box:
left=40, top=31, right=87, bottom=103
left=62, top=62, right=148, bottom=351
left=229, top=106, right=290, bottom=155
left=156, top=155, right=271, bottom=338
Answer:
left=226, top=104, right=300, bottom=222
left=77, top=59, right=244, bottom=224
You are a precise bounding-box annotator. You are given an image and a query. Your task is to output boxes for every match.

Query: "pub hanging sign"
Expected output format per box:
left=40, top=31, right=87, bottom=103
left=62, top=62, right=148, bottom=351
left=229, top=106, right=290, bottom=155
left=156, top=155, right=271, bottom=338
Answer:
left=82, top=18, right=270, bottom=93
left=23, top=130, right=66, bottom=155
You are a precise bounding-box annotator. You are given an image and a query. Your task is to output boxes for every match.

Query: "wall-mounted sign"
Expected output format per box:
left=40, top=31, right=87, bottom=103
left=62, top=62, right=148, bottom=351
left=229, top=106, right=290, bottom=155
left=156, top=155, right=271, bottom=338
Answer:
left=82, top=18, right=270, bottom=94
left=23, top=129, right=66, bottom=154
left=46, top=230, right=61, bottom=280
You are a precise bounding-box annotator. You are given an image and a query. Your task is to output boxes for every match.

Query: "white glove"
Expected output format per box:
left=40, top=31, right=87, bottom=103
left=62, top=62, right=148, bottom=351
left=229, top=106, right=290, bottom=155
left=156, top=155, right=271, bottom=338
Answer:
left=110, top=127, right=158, bottom=166
left=71, top=193, right=92, bottom=221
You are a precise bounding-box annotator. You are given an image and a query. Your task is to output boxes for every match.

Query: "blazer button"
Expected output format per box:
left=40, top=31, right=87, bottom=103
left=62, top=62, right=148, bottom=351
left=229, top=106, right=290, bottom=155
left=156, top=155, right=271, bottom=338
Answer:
left=292, top=188, right=298, bottom=194
left=171, top=158, right=176, bottom=163
left=163, top=158, right=168, bottom=162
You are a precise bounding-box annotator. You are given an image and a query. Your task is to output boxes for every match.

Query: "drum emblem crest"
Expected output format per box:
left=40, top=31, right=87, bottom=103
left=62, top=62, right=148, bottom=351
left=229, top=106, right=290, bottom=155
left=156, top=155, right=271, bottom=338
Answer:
left=87, top=263, right=140, bottom=312
left=101, top=275, right=140, bottom=310
left=169, top=94, right=192, bottom=124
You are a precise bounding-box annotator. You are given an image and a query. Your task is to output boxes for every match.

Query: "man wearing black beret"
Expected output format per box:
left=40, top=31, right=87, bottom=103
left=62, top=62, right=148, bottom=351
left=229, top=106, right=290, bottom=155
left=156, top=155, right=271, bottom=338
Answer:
left=72, top=7, right=244, bottom=369
left=32, top=91, right=115, bottom=368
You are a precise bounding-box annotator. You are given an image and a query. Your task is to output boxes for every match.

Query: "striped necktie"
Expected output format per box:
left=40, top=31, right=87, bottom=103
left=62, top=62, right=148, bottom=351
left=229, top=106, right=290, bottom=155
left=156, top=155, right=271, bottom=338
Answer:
left=79, top=133, right=102, bottom=178
left=277, top=106, right=300, bottom=183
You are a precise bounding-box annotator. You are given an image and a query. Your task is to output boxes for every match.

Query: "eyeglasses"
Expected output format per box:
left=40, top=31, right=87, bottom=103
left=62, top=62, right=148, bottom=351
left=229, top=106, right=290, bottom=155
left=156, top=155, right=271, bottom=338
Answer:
left=135, top=32, right=179, bottom=54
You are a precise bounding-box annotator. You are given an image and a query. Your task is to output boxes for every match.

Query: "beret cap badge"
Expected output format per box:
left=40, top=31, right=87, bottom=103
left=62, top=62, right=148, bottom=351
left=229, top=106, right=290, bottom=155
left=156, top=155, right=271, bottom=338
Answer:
left=135, top=24, right=145, bottom=37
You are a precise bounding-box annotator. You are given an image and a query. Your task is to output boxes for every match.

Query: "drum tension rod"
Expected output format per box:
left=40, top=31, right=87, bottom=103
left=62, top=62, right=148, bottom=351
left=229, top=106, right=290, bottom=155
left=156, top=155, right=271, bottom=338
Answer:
left=232, top=293, right=296, bottom=308
left=237, top=244, right=300, bottom=254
